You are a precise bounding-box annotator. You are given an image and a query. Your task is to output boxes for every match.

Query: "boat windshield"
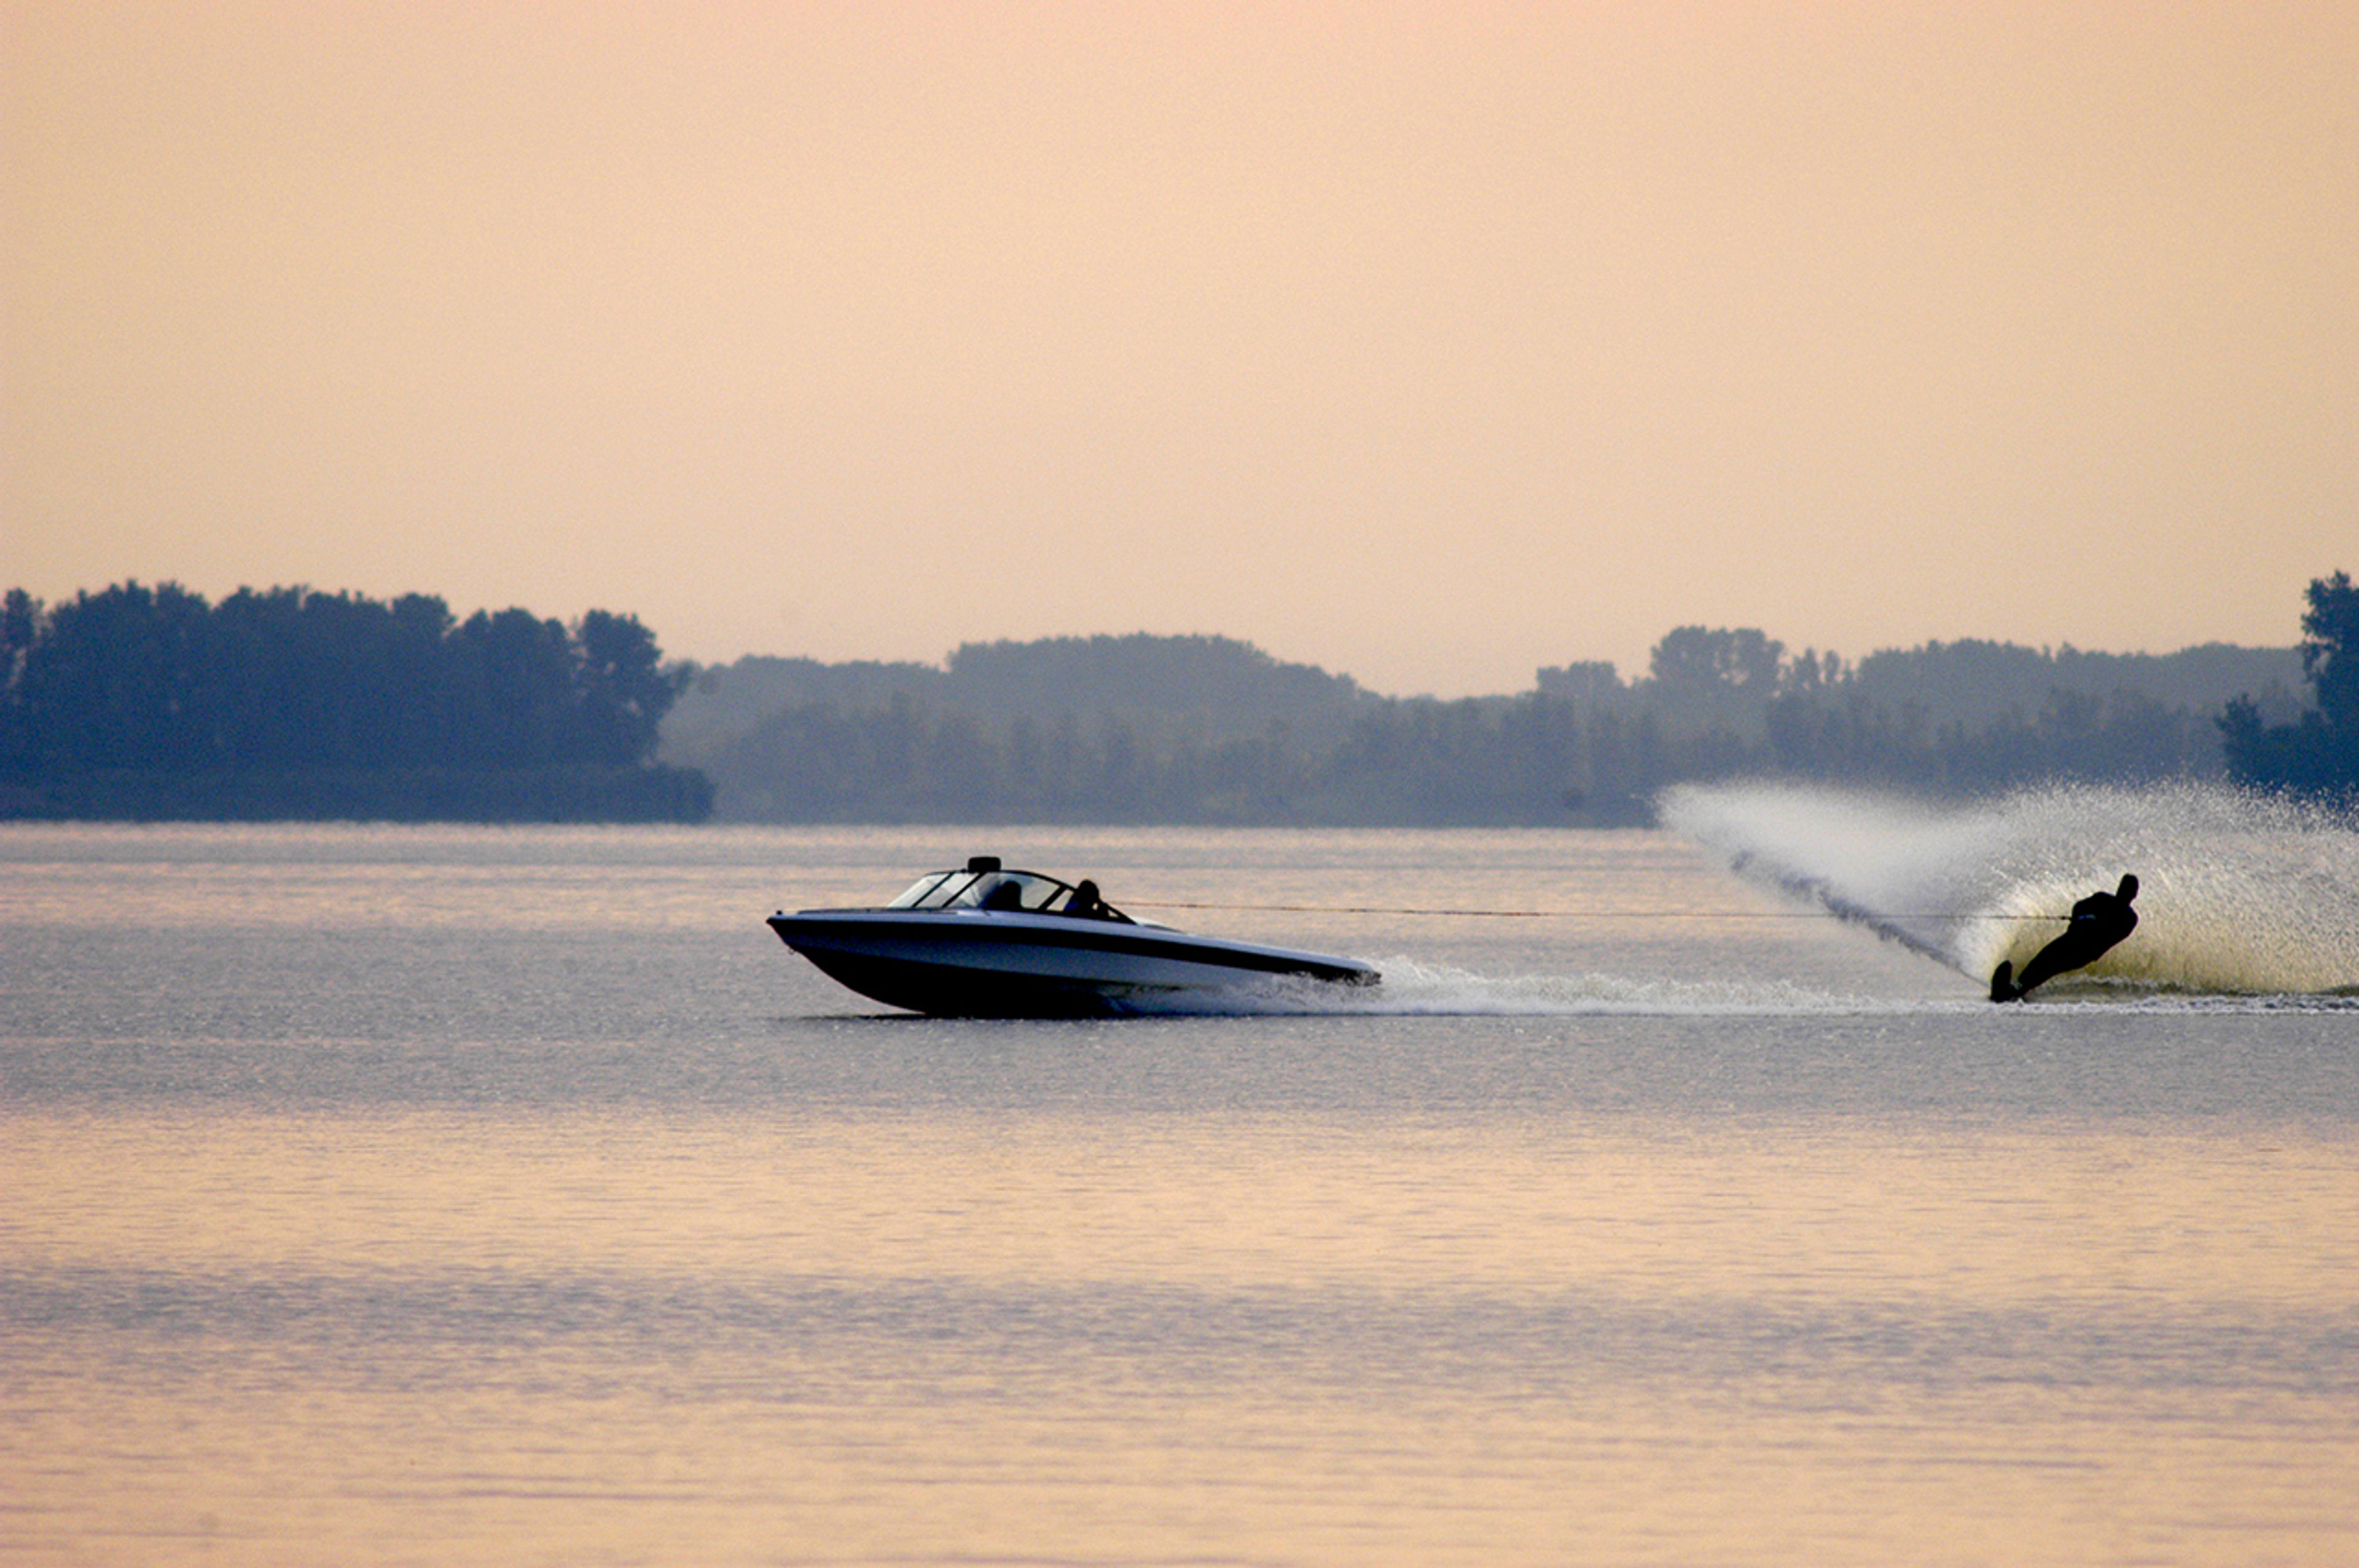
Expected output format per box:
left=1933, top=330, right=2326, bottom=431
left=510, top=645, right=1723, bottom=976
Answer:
left=886, top=869, right=1075, bottom=913
left=886, top=872, right=957, bottom=908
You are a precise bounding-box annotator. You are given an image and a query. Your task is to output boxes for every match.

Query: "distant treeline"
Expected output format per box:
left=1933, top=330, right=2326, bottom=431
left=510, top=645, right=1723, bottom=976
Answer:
left=12, top=576, right=2348, bottom=826
left=660, top=633, right=1374, bottom=765
left=662, top=623, right=2327, bottom=825
left=1, top=582, right=710, bottom=821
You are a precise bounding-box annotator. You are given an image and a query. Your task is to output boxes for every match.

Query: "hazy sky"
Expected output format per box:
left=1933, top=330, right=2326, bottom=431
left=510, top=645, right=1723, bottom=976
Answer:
left=7, top=3, right=2354, bottom=696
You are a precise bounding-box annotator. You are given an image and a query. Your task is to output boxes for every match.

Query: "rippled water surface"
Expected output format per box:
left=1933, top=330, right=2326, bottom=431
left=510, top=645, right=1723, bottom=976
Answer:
left=4, top=808, right=2356, bottom=1566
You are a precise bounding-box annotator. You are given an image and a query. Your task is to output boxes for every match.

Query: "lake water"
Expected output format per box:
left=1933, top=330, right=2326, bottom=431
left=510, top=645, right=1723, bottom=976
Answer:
left=5, top=787, right=2357, bottom=1566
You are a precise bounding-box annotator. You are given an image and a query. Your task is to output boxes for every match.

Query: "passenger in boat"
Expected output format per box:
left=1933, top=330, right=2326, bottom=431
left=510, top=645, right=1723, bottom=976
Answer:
left=1990, top=873, right=2139, bottom=1001
left=978, top=878, right=1026, bottom=911
left=1063, top=879, right=1109, bottom=919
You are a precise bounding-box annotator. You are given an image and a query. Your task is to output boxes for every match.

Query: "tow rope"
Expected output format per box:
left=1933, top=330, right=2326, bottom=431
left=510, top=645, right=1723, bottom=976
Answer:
left=1126, top=900, right=2068, bottom=921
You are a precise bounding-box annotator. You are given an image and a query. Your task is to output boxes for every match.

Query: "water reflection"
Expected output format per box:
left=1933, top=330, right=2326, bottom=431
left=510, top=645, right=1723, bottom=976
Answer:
left=14, top=1111, right=2357, bottom=1306
left=8, top=1108, right=2357, bottom=1565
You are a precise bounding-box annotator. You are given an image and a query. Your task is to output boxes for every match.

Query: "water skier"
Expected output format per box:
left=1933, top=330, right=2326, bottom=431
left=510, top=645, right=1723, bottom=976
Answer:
left=1990, top=874, right=2140, bottom=1001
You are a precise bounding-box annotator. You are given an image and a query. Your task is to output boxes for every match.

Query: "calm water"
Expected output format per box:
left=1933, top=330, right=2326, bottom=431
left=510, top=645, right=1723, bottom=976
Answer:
left=5, top=799, right=2357, bottom=1566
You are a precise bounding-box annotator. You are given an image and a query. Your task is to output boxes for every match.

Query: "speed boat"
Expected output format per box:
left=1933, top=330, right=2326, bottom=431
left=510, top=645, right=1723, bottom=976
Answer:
left=768, top=855, right=1380, bottom=1016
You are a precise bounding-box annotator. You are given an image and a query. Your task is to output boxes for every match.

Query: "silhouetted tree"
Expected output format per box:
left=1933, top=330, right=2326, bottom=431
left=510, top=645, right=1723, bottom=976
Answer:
left=2301, top=571, right=2359, bottom=730
left=1647, top=626, right=1785, bottom=695
left=573, top=610, right=683, bottom=766
left=2221, top=571, right=2359, bottom=798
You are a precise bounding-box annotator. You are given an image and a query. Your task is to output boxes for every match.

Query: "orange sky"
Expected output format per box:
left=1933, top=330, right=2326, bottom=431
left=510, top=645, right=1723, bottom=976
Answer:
left=6, top=2, right=2354, bottom=696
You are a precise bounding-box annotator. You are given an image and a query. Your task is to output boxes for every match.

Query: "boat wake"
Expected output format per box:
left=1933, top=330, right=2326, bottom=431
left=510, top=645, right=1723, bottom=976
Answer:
left=1659, top=781, right=2359, bottom=997
left=1100, top=961, right=1890, bottom=1018
left=1326, top=961, right=1896, bottom=1016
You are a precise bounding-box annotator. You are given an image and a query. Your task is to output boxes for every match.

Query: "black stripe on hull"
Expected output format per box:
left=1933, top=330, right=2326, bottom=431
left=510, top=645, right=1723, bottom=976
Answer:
left=794, top=949, right=1151, bottom=1017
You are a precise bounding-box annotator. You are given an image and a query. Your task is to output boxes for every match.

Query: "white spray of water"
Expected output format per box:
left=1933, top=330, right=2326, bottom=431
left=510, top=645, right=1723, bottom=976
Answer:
left=1661, top=781, right=2359, bottom=996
